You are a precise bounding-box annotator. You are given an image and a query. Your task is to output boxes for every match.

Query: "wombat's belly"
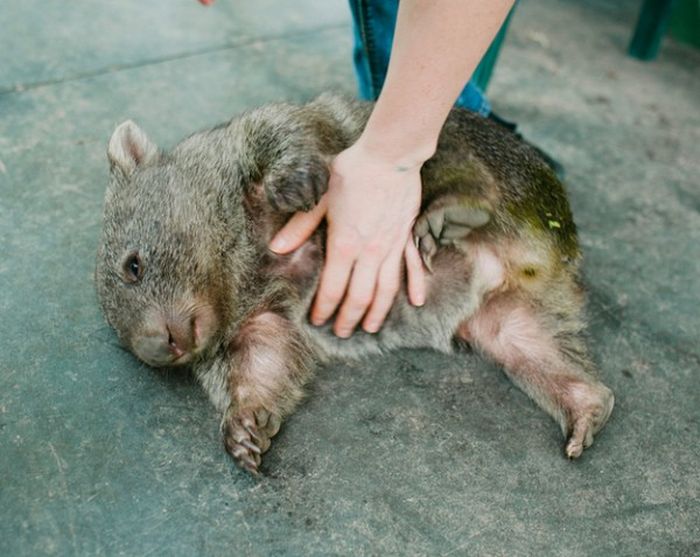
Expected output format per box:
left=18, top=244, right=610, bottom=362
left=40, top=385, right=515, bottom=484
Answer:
left=298, top=241, right=506, bottom=360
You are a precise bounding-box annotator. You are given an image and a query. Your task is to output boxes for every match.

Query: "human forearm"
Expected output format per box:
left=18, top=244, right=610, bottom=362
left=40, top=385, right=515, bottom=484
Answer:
left=359, top=0, right=514, bottom=166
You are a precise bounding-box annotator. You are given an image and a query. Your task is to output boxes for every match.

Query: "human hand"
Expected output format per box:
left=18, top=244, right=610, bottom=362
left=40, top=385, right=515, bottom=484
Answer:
left=197, top=0, right=215, bottom=5
left=269, top=139, right=426, bottom=337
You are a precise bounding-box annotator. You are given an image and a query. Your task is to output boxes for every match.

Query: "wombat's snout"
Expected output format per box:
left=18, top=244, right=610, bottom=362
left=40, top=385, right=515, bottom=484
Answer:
left=165, top=316, right=195, bottom=360
left=131, top=303, right=219, bottom=367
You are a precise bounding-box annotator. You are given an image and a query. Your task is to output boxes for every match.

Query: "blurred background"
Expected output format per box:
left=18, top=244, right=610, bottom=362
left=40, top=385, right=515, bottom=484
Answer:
left=0, top=1, right=698, bottom=555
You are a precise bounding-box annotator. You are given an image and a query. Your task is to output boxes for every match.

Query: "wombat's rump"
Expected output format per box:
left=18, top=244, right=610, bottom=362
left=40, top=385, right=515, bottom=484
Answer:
left=96, top=93, right=614, bottom=474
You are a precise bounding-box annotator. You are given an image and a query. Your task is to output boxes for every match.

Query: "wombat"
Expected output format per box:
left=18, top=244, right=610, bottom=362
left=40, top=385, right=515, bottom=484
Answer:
left=96, top=93, right=614, bottom=474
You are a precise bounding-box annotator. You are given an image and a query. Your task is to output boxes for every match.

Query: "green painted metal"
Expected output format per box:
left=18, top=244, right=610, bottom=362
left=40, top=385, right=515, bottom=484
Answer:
left=629, top=0, right=679, bottom=60
left=670, top=0, right=700, bottom=48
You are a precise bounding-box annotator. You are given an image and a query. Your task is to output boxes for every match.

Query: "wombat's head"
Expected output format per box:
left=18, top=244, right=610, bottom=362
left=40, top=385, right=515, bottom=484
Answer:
left=96, top=121, right=233, bottom=368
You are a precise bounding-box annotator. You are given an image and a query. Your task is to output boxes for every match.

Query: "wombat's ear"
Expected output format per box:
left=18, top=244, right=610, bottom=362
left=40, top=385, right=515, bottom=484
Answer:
left=108, top=120, right=159, bottom=178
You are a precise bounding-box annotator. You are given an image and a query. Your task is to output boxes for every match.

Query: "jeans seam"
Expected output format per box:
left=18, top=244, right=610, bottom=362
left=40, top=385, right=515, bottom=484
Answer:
left=357, top=0, right=381, bottom=99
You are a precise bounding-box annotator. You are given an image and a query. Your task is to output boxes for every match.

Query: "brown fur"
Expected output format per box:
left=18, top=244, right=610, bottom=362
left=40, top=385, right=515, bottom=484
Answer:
left=96, top=93, right=614, bottom=474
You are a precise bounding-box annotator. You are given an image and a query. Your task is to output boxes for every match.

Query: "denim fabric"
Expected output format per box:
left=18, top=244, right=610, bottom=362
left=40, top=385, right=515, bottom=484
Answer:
left=348, top=0, right=492, bottom=115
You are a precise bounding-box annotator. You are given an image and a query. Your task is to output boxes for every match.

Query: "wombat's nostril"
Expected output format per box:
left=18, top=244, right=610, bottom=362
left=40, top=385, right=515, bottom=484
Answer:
left=165, top=319, right=193, bottom=359
left=167, top=331, right=178, bottom=351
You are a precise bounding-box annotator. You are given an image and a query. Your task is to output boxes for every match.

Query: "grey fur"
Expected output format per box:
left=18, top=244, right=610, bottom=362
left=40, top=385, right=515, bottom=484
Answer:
left=96, top=93, right=614, bottom=474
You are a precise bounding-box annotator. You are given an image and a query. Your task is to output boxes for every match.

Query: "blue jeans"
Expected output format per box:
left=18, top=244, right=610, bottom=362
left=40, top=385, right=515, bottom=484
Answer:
left=348, top=0, right=492, bottom=115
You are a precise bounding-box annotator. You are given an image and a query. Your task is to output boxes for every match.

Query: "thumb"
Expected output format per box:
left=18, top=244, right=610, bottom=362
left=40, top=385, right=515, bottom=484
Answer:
left=269, top=196, right=328, bottom=254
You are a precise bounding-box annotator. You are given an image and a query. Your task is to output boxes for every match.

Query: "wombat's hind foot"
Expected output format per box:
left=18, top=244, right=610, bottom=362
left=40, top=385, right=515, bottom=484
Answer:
left=414, top=194, right=491, bottom=270
left=222, top=406, right=282, bottom=475
left=563, top=383, right=615, bottom=459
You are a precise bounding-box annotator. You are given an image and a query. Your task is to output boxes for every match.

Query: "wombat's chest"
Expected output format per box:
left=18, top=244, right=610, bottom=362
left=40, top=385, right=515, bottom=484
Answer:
left=260, top=236, right=324, bottom=294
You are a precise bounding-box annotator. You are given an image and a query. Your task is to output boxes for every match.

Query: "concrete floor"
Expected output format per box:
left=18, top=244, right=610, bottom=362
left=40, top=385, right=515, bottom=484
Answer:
left=1, top=1, right=698, bottom=555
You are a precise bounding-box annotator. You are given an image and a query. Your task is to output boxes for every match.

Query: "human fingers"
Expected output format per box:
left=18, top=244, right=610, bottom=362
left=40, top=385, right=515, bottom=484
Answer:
left=332, top=254, right=384, bottom=337
left=310, top=233, right=358, bottom=327
left=269, top=196, right=327, bottom=254
left=361, top=247, right=403, bottom=333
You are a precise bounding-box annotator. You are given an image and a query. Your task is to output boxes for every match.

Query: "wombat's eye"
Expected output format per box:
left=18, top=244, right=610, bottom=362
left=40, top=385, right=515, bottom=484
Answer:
left=122, top=252, right=143, bottom=283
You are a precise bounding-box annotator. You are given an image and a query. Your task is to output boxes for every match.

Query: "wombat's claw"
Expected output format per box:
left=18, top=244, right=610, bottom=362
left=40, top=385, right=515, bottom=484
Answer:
left=244, top=424, right=260, bottom=442
left=414, top=197, right=491, bottom=270
left=241, top=439, right=261, bottom=454
left=222, top=407, right=281, bottom=475
left=416, top=233, right=438, bottom=272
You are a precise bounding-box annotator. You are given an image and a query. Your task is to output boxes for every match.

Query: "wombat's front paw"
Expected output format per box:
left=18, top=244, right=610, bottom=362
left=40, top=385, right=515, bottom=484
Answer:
left=414, top=195, right=492, bottom=270
left=263, top=155, right=329, bottom=213
left=222, top=406, right=282, bottom=475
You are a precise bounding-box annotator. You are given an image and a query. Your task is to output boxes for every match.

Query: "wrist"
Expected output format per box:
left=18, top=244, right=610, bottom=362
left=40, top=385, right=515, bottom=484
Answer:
left=353, top=127, right=437, bottom=171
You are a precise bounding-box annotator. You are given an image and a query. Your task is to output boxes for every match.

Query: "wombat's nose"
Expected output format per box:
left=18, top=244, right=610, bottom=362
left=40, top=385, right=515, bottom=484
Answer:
left=166, top=318, right=194, bottom=359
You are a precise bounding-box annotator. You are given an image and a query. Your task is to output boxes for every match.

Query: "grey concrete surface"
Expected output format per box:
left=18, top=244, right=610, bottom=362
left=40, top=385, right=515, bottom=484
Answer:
left=0, top=1, right=698, bottom=555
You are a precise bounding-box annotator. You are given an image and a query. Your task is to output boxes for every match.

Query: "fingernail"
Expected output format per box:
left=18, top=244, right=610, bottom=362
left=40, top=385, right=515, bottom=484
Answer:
left=364, top=322, right=379, bottom=333
left=310, top=314, right=325, bottom=326
left=335, top=327, right=351, bottom=338
left=269, top=236, right=287, bottom=253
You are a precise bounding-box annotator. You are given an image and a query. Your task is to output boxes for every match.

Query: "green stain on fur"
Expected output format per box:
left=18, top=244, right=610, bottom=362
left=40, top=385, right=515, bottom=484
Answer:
left=505, top=167, right=579, bottom=261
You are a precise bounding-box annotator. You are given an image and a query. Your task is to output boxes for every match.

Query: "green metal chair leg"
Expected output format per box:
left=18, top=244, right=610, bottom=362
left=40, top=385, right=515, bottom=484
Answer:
left=629, top=0, right=678, bottom=60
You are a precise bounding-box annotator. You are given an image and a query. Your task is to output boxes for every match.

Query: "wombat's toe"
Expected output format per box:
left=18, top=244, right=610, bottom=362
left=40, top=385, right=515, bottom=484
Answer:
left=563, top=384, right=614, bottom=459
left=565, top=418, right=595, bottom=459
left=414, top=195, right=492, bottom=269
left=222, top=407, right=280, bottom=475
left=444, top=205, right=491, bottom=228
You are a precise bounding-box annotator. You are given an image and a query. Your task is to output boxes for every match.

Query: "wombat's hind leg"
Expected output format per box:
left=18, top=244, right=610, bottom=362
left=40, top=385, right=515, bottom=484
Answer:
left=461, top=292, right=614, bottom=458
left=414, top=195, right=492, bottom=270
